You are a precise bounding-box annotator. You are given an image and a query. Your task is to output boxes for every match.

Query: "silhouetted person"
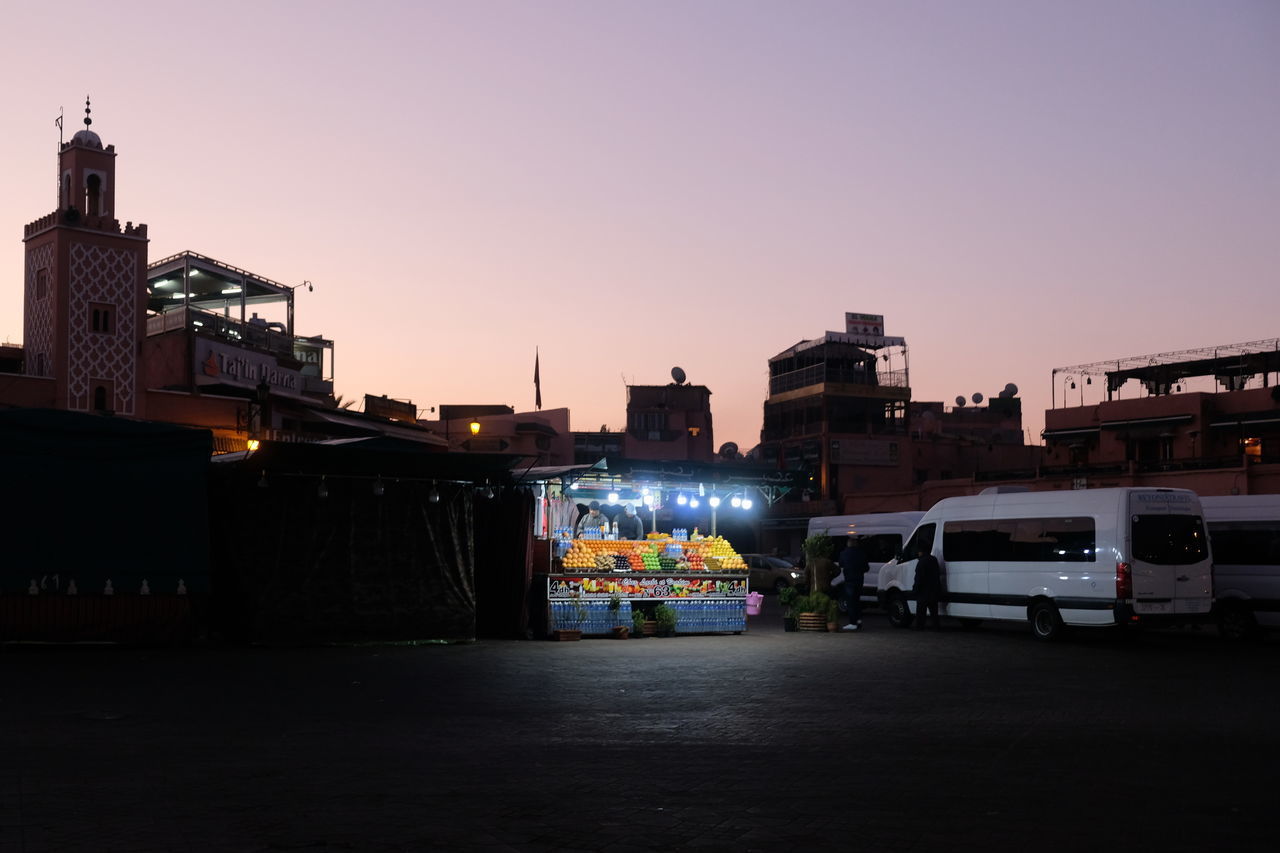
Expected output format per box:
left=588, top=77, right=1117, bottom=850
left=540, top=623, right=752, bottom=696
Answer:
left=913, top=531, right=942, bottom=629
left=837, top=536, right=869, bottom=631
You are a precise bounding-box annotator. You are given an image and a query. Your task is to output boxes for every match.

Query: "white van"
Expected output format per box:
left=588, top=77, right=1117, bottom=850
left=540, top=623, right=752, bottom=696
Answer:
left=877, top=487, right=1213, bottom=640
left=807, top=512, right=925, bottom=606
left=1200, top=494, right=1280, bottom=640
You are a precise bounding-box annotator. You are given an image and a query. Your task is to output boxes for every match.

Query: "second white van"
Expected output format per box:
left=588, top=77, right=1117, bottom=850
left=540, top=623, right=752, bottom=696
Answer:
left=1200, top=494, right=1280, bottom=640
left=807, top=512, right=924, bottom=606
left=877, top=487, right=1213, bottom=640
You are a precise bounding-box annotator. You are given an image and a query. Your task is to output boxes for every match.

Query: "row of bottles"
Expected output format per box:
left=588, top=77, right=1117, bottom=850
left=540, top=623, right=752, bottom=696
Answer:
left=548, top=598, right=746, bottom=634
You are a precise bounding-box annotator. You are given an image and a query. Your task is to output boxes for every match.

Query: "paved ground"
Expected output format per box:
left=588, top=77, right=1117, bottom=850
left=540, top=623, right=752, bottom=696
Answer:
left=2, top=601, right=1276, bottom=853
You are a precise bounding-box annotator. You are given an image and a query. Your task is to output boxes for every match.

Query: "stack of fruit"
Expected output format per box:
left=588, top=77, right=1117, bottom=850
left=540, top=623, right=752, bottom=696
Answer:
left=658, top=555, right=678, bottom=571
left=641, top=550, right=661, bottom=571
left=612, top=554, right=630, bottom=572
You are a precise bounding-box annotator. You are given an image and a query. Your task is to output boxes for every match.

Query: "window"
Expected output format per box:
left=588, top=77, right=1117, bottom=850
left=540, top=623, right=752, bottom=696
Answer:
left=862, top=534, right=903, bottom=564
left=1130, top=514, right=1208, bottom=565
left=1208, top=521, right=1280, bottom=566
left=942, top=517, right=1098, bottom=563
left=90, top=303, right=115, bottom=335
left=93, top=386, right=108, bottom=411
left=36, top=268, right=49, bottom=300
left=85, top=173, right=101, bottom=215
left=901, top=523, right=936, bottom=561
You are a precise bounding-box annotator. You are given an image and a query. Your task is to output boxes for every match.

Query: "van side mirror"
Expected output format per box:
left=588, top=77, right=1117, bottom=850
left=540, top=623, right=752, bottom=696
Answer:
left=895, top=547, right=904, bottom=561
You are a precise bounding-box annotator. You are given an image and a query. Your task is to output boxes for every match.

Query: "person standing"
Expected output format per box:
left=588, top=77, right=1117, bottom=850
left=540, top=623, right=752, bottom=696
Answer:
left=615, top=503, right=645, bottom=540
left=912, top=530, right=943, bottom=629
left=837, top=536, right=870, bottom=631
left=576, top=501, right=608, bottom=537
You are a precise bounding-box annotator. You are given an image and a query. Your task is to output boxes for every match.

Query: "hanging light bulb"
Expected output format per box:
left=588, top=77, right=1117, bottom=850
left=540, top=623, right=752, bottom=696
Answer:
left=709, top=494, right=721, bottom=508
left=730, top=495, right=742, bottom=508
left=643, top=494, right=654, bottom=507
left=428, top=483, right=441, bottom=504
left=677, top=493, right=687, bottom=505
left=741, top=497, right=753, bottom=510
left=257, top=470, right=268, bottom=489
left=608, top=492, right=619, bottom=504
left=484, top=483, right=496, bottom=499
left=372, top=476, right=385, bottom=497
left=317, top=476, right=329, bottom=500
left=690, top=497, right=700, bottom=508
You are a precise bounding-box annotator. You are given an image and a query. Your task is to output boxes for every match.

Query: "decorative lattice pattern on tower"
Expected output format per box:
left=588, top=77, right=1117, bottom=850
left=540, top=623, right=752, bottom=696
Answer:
left=67, top=242, right=138, bottom=414
left=24, top=242, right=55, bottom=376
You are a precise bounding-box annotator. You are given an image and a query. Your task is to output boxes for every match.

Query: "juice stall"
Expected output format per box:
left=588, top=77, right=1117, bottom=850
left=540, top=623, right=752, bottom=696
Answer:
left=528, top=459, right=800, bottom=638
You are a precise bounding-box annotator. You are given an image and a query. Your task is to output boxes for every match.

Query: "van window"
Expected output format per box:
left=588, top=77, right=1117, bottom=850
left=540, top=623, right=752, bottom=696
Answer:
left=901, top=524, right=936, bottom=561
left=942, top=517, right=1097, bottom=563
left=862, top=534, right=902, bottom=564
left=1207, top=521, right=1280, bottom=566
left=1131, top=514, right=1208, bottom=565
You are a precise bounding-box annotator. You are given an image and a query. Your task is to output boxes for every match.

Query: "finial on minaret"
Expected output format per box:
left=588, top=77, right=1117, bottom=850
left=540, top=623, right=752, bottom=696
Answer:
left=84, top=95, right=92, bottom=128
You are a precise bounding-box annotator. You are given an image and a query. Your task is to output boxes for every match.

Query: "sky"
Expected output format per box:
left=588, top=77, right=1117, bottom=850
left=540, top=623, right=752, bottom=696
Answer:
left=2, top=0, right=1277, bottom=450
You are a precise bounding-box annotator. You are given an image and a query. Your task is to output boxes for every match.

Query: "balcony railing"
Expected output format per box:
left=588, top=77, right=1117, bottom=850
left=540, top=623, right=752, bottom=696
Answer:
left=769, top=364, right=907, bottom=396
left=147, top=306, right=333, bottom=371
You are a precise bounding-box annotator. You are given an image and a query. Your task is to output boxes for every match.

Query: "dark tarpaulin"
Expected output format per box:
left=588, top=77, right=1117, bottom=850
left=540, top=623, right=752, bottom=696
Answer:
left=209, top=439, right=534, bottom=644
left=0, top=408, right=212, bottom=643
left=0, top=408, right=212, bottom=597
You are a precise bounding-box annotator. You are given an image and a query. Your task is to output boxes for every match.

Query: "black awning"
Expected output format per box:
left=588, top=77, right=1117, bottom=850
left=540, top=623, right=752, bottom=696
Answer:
left=1209, top=413, right=1280, bottom=429
left=1100, top=414, right=1193, bottom=430
left=1042, top=426, right=1101, bottom=439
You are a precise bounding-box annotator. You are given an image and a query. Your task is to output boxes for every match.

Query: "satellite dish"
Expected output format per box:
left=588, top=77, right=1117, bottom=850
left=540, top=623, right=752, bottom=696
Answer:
left=972, top=392, right=984, bottom=405
left=955, top=396, right=967, bottom=407
left=718, top=441, right=739, bottom=459
left=1004, top=382, right=1018, bottom=396
left=671, top=366, right=686, bottom=384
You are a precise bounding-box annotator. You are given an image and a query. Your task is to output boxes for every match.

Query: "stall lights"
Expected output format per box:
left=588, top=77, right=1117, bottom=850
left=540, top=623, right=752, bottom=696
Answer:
left=642, top=494, right=654, bottom=507
left=730, top=495, right=741, bottom=508
left=741, top=496, right=753, bottom=510
left=690, top=497, right=700, bottom=508
left=708, top=494, right=721, bottom=508
left=677, top=493, right=687, bottom=505
left=608, top=492, right=619, bottom=504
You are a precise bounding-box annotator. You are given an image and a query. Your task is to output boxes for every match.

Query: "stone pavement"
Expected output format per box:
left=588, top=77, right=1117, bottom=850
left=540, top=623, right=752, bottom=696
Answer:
left=2, top=601, right=1276, bottom=852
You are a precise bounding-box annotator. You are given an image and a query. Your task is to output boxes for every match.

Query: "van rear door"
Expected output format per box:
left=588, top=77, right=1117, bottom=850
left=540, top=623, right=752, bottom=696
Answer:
left=1127, top=491, right=1212, bottom=616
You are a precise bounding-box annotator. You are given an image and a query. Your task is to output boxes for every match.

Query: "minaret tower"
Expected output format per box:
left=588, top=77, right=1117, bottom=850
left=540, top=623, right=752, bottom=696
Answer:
left=22, top=98, right=149, bottom=416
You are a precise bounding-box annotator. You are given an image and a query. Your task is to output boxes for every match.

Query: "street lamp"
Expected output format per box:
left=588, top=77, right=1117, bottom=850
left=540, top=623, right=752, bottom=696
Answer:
left=469, top=420, right=481, bottom=435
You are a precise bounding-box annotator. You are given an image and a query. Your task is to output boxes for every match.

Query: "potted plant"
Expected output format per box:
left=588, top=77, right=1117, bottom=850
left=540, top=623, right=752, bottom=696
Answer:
left=553, top=592, right=589, bottom=641
left=631, top=606, right=650, bottom=638
left=825, top=595, right=840, bottom=632
left=653, top=602, right=679, bottom=637
left=608, top=593, right=629, bottom=639
left=779, top=585, right=798, bottom=632
left=795, top=590, right=833, bottom=632
left=803, top=533, right=838, bottom=592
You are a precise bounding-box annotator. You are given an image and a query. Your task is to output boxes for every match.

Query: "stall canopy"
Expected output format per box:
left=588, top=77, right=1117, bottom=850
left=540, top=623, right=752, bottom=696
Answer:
left=208, top=438, right=534, bottom=643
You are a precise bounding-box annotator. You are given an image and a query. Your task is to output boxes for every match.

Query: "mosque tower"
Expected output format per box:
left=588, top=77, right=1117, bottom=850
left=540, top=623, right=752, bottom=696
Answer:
left=22, top=97, right=149, bottom=416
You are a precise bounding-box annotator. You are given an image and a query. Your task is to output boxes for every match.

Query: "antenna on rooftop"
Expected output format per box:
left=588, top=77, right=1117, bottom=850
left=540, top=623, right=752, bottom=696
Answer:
left=671, top=366, right=686, bottom=385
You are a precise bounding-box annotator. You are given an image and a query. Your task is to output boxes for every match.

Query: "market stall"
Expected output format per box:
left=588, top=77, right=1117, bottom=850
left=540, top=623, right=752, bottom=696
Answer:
left=524, top=458, right=802, bottom=638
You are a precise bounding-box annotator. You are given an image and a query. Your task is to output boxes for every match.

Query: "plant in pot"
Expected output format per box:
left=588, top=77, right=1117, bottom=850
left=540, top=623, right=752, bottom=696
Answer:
left=795, top=590, right=834, bottom=632
left=608, top=592, right=629, bottom=639
left=553, top=592, right=589, bottom=641
left=825, top=595, right=840, bottom=632
left=631, top=606, right=650, bottom=638
left=779, top=585, right=799, bottom=632
left=803, top=533, right=838, bottom=592
left=653, top=602, right=679, bottom=637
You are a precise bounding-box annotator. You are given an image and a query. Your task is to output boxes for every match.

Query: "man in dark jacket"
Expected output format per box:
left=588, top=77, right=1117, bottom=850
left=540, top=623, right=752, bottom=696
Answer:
left=912, top=529, right=943, bottom=630
left=837, top=536, right=870, bottom=631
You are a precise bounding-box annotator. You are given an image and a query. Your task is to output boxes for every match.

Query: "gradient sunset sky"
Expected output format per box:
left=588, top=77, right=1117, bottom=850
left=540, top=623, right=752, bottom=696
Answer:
left=2, top=0, right=1277, bottom=450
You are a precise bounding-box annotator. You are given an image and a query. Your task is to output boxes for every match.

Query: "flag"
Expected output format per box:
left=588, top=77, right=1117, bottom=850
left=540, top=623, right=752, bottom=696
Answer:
left=533, top=348, right=542, bottom=410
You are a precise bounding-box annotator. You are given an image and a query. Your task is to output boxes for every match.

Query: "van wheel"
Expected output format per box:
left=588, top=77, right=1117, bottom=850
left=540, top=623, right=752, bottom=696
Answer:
left=1217, top=603, right=1258, bottom=642
left=887, top=592, right=913, bottom=629
left=1029, top=602, right=1064, bottom=642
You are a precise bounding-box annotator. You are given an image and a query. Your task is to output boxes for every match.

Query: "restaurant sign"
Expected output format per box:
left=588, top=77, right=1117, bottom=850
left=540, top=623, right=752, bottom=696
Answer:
left=196, top=339, right=306, bottom=394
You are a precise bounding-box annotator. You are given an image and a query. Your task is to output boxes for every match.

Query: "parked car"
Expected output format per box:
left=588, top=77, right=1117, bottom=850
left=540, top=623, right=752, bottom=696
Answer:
left=743, top=554, right=805, bottom=593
